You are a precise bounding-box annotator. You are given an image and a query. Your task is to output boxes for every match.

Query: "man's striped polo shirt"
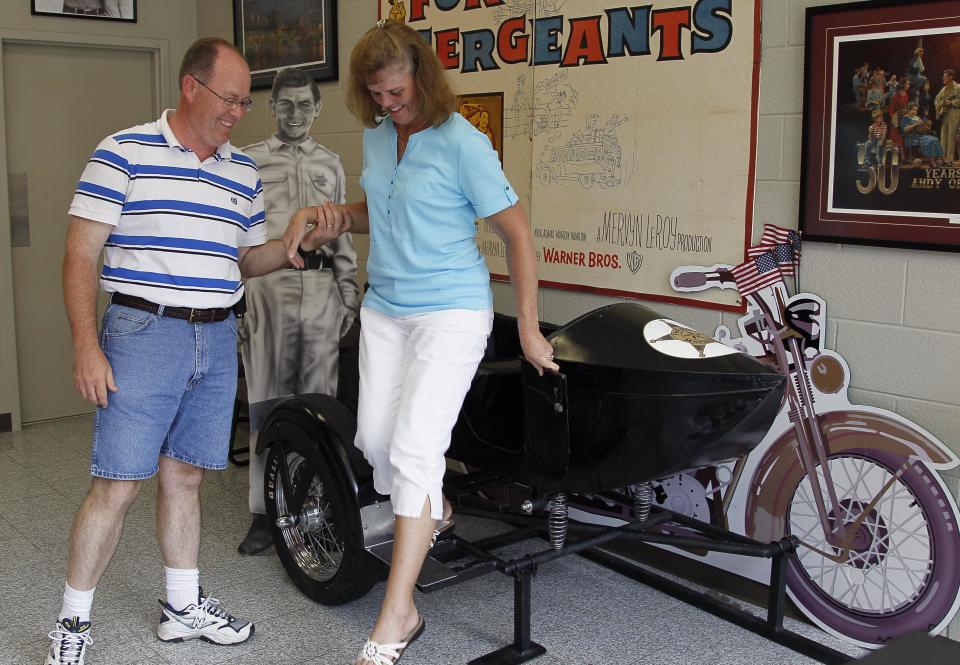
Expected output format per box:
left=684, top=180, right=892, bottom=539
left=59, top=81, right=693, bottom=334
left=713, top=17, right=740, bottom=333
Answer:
left=68, top=109, right=266, bottom=309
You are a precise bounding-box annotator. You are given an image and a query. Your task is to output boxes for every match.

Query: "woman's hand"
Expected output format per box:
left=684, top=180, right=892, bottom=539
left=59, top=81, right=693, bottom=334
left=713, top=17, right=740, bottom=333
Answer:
left=282, top=203, right=351, bottom=262
left=519, top=327, right=559, bottom=376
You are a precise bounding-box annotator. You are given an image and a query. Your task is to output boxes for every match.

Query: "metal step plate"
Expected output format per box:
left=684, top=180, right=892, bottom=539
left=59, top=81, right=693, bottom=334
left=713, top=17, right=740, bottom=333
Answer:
left=366, top=540, right=458, bottom=590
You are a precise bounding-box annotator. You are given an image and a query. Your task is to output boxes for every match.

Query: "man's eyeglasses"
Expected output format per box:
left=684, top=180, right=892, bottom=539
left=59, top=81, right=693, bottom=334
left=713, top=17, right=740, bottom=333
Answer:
left=194, top=77, right=255, bottom=113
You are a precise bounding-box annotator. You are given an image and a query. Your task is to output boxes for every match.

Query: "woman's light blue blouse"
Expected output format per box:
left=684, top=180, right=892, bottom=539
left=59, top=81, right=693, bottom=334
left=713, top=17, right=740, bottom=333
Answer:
left=359, top=112, right=518, bottom=317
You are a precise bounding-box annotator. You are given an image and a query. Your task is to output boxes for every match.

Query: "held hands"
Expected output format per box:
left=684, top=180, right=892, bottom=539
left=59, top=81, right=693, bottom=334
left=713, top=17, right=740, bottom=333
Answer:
left=282, top=202, right=350, bottom=264
left=519, top=328, right=559, bottom=377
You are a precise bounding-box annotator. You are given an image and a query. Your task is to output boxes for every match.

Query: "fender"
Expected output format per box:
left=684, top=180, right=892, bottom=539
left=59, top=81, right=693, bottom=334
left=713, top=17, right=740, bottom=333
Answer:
left=745, top=409, right=959, bottom=544
left=257, top=393, right=377, bottom=511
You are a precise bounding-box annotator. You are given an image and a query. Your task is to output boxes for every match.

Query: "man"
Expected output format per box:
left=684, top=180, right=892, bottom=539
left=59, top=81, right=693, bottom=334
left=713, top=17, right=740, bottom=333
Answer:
left=45, top=38, right=337, bottom=665
left=935, top=68, right=960, bottom=164
left=236, top=67, right=360, bottom=555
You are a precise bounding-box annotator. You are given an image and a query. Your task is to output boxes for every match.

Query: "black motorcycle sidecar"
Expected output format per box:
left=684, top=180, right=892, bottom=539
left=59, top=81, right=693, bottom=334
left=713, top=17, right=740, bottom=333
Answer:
left=449, top=303, right=786, bottom=493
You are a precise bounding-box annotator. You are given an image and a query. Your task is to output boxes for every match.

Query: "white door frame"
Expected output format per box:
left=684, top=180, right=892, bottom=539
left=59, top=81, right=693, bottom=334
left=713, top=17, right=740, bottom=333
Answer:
left=0, top=29, right=168, bottom=431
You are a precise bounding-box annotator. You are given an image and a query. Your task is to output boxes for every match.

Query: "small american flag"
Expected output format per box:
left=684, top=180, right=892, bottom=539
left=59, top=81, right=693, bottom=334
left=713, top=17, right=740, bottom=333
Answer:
left=745, top=243, right=796, bottom=275
left=761, top=224, right=802, bottom=263
left=731, top=251, right=784, bottom=296
left=761, top=224, right=801, bottom=247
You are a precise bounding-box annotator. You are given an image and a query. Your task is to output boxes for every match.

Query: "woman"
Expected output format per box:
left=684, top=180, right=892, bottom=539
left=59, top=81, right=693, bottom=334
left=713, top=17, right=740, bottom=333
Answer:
left=901, top=101, right=944, bottom=164
left=284, top=19, right=557, bottom=665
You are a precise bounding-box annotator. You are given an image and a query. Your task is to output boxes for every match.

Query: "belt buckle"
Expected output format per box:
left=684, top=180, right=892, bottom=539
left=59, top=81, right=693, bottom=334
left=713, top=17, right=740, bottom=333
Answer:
left=188, top=308, right=210, bottom=324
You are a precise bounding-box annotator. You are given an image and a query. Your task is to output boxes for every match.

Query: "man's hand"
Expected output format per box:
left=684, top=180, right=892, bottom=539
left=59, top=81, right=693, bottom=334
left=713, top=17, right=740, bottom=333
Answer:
left=73, top=345, right=118, bottom=407
left=63, top=216, right=116, bottom=406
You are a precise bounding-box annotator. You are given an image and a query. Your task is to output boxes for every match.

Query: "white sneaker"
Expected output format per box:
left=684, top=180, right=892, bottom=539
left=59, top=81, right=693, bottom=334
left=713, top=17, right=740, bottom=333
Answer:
left=44, top=617, right=92, bottom=665
left=156, top=590, right=253, bottom=645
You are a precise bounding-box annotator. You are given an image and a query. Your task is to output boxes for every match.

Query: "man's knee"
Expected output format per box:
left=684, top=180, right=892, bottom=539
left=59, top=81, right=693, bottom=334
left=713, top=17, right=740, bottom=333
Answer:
left=87, top=477, right=142, bottom=513
left=157, top=456, right=205, bottom=494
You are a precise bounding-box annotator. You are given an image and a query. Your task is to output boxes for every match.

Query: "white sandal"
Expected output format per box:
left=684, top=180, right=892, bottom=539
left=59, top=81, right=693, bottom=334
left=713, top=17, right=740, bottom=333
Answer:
left=430, top=519, right=455, bottom=548
left=356, top=617, right=425, bottom=665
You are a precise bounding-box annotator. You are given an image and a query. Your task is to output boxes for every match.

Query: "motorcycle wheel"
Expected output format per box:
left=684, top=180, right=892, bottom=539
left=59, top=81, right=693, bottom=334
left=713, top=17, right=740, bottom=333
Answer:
left=264, top=436, right=378, bottom=605
left=785, top=449, right=960, bottom=647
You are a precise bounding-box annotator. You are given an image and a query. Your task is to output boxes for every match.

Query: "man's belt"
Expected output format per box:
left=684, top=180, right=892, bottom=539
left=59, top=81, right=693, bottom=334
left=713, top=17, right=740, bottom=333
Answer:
left=110, top=293, right=232, bottom=323
left=292, top=252, right=334, bottom=271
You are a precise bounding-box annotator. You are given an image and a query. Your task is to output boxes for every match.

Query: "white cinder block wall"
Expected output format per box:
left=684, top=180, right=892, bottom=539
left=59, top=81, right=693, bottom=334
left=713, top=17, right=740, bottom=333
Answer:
left=200, top=0, right=960, bottom=637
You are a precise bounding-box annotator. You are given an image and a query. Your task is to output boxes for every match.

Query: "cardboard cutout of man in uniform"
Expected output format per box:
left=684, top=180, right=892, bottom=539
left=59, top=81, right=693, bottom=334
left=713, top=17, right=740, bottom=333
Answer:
left=238, top=67, right=360, bottom=554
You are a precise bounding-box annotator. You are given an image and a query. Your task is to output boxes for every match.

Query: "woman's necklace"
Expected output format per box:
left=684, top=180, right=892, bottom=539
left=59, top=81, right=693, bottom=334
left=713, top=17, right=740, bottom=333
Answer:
left=396, top=120, right=427, bottom=143
left=396, top=117, right=430, bottom=157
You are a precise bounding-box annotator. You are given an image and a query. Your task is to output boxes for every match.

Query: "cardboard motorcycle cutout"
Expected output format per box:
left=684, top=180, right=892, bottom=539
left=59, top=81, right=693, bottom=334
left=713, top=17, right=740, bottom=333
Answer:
left=663, top=225, right=960, bottom=648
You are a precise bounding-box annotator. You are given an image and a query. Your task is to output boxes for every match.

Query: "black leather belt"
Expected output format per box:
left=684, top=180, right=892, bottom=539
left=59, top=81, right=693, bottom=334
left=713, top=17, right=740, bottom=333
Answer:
left=291, top=252, right=334, bottom=271
left=110, top=293, right=232, bottom=323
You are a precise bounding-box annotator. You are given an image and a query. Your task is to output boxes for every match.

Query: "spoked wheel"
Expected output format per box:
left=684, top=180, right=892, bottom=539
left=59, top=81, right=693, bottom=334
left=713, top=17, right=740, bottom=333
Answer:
left=785, top=450, right=960, bottom=647
left=264, top=432, right=377, bottom=605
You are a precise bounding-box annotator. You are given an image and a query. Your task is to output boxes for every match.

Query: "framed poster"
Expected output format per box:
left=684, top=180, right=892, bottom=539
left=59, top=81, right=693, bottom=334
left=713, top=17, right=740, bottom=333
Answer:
left=31, top=0, right=136, bottom=21
left=800, top=0, right=960, bottom=252
left=233, top=0, right=338, bottom=90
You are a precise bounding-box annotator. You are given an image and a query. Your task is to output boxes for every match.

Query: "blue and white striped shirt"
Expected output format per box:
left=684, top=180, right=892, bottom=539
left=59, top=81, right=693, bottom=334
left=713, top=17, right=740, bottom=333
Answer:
left=68, top=109, right=266, bottom=308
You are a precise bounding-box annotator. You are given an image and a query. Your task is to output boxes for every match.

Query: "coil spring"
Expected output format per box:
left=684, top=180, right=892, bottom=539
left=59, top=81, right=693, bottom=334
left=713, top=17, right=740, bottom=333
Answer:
left=634, top=481, right=653, bottom=524
left=548, top=493, right=568, bottom=551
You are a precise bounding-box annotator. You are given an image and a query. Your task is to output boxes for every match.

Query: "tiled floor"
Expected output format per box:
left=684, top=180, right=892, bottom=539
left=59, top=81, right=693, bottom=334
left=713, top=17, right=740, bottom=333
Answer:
left=0, top=415, right=866, bottom=665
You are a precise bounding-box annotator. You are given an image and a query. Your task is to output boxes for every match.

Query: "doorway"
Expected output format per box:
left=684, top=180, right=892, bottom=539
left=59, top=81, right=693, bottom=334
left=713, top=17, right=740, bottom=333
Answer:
left=3, top=41, right=158, bottom=423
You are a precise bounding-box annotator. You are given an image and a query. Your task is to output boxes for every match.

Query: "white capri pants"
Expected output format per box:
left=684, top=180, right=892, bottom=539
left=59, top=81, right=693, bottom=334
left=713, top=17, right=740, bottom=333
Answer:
left=356, top=306, right=493, bottom=520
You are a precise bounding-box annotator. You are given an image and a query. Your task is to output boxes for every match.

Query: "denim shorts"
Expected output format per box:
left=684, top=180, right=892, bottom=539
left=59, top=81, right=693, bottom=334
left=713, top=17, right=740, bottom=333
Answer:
left=90, top=304, right=238, bottom=480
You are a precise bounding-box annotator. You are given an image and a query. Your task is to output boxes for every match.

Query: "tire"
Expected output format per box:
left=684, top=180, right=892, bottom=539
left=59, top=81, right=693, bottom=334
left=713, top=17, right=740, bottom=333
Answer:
left=264, top=428, right=378, bottom=605
left=538, top=168, right=553, bottom=186
left=784, top=449, right=960, bottom=647
left=579, top=174, right=593, bottom=188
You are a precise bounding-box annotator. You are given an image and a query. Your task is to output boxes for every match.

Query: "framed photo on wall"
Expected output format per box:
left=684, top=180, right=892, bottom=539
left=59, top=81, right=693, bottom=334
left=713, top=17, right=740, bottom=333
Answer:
left=233, top=0, right=338, bottom=90
left=800, top=0, right=960, bottom=252
left=31, top=0, right=136, bottom=22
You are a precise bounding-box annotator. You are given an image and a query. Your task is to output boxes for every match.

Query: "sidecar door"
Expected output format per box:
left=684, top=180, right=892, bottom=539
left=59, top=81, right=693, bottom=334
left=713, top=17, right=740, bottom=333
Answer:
left=522, top=365, right=570, bottom=483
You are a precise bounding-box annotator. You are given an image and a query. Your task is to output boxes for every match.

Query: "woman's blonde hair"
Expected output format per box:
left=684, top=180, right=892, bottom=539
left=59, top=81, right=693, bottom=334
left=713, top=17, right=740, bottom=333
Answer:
left=346, top=20, right=457, bottom=128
